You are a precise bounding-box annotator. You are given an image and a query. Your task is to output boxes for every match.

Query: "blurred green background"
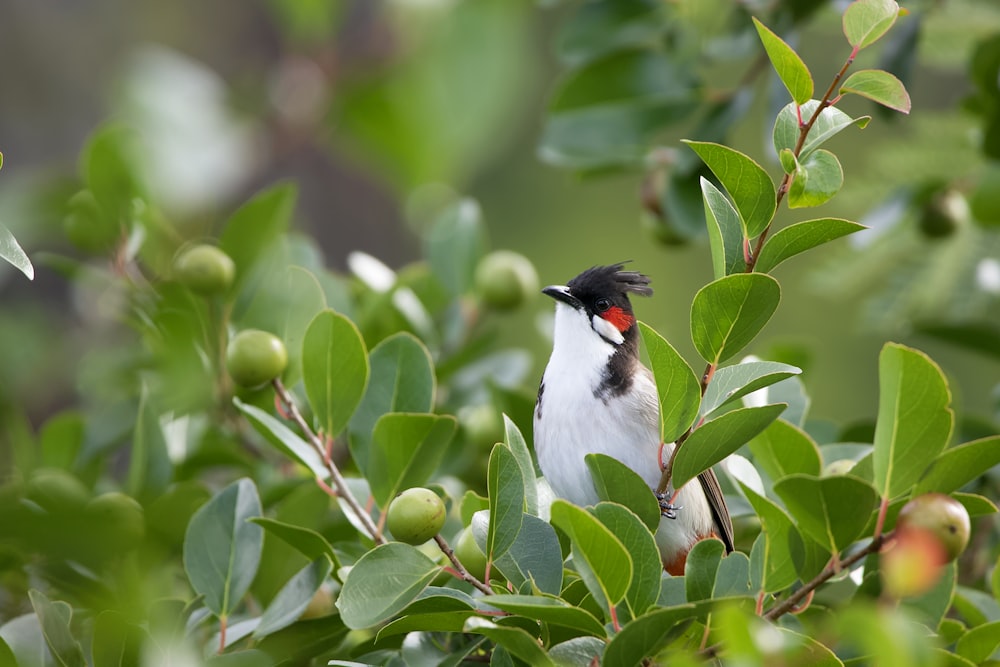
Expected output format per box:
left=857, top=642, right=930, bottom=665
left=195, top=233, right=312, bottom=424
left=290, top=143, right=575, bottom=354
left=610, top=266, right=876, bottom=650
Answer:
left=1, top=0, right=999, bottom=436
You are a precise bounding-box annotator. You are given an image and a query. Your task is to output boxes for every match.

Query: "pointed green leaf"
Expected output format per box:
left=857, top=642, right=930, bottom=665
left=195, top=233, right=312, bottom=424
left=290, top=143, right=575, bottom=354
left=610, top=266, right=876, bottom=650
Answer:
left=843, top=0, right=900, bottom=50
left=129, top=386, right=172, bottom=501
left=773, top=100, right=870, bottom=161
left=183, top=478, right=263, bottom=618
left=638, top=322, right=701, bottom=443
left=701, top=177, right=747, bottom=279
left=714, top=551, right=752, bottom=598
left=684, top=538, right=725, bottom=602
left=602, top=604, right=699, bottom=667
left=953, top=492, right=997, bottom=518
left=487, top=443, right=525, bottom=561
left=0, top=224, right=33, bottom=281
left=425, top=198, right=487, bottom=296
left=701, top=361, right=801, bottom=418
left=586, top=453, right=660, bottom=533
left=755, top=218, right=866, bottom=273
left=773, top=473, right=878, bottom=554
left=219, top=183, right=297, bottom=286
left=873, top=343, right=954, bottom=499
left=742, top=484, right=800, bottom=592
left=673, top=404, right=787, bottom=490
left=592, top=502, right=661, bottom=616
left=484, top=595, right=606, bottom=637
left=490, top=513, right=564, bottom=595
left=28, top=590, right=85, bottom=667
left=956, top=621, right=1000, bottom=664
left=233, top=397, right=326, bottom=478
left=250, top=518, right=339, bottom=570
left=690, top=273, right=781, bottom=366
left=779, top=148, right=797, bottom=175
left=549, top=500, right=633, bottom=609
left=788, top=149, right=844, bottom=209
left=464, top=619, right=556, bottom=667
left=91, top=610, right=145, bottom=667
left=841, top=69, right=911, bottom=113
left=368, top=413, right=456, bottom=507
left=301, top=311, right=368, bottom=439
left=503, top=415, right=538, bottom=516
left=753, top=18, right=813, bottom=105
left=255, top=559, right=332, bottom=638
left=747, top=418, right=822, bottom=480
left=337, top=543, right=440, bottom=629
left=684, top=141, right=776, bottom=238
left=915, top=436, right=1000, bottom=495
left=348, top=332, right=435, bottom=472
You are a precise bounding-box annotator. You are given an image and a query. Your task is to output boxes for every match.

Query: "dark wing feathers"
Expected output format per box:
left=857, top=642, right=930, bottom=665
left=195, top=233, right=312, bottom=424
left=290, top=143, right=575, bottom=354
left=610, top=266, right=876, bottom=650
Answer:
left=697, top=469, right=735, bottom=553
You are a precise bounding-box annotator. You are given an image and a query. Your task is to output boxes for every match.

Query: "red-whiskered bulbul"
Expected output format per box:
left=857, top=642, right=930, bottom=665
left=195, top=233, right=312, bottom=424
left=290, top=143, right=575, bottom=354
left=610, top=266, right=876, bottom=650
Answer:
left=534, top=264, right=734, bottom=575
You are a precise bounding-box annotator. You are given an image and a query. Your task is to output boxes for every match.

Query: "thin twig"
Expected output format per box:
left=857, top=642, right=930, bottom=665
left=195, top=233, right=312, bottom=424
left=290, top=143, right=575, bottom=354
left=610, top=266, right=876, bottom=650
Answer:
left=271, top=378, right=385, bottom=545
left=434, top=535, right=495, bottom=596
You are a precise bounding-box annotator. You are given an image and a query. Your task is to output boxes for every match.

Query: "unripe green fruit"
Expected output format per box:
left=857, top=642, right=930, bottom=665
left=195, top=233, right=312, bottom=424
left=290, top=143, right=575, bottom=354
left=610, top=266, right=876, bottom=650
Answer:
left=386, top=488, right=446, bottom=545
left=474, top=251, right=538, bottom=311
left=86, top=492, right=146, bottom=549
left=896, top=493, right=970, bottom=563
left=26, top=468, right=90, bottom=514
left=173, top=244, right=235, bottom=295
left=454, top=528, right=489, bottom=582
left=226, top=330, right=288, bottom=388
left=64, top=190, right=118, bottom=254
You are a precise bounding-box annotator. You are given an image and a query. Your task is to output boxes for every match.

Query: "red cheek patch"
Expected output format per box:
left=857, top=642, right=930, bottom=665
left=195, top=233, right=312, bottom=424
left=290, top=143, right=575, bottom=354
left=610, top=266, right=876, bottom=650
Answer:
left=602, top=305, right=635, bottom=332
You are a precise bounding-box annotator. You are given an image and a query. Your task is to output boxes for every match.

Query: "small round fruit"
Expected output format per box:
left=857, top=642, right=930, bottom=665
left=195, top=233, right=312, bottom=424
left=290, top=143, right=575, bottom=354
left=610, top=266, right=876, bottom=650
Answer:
left=474, top=251, right=538, bottom=311
left=26, top=468, right=90, bottom=514
left=386, top=488, right=446, bottom=545
left=173, top=244, right=235, bottom=295
left=454, top=528, right=489, bottom=582
left=881, top=526, right=946, bottom=598
left=64, top=190, right=118, bottom=254
left=86, top=492, right=146, bottom=549
left=226, top=330, right=288, bottom=388
left=895, top=493, right=971, bottom=562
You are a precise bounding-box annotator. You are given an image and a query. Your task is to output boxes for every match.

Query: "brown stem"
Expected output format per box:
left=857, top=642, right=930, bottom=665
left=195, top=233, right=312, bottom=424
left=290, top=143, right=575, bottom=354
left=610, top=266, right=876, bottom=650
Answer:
left=271, top=378, right=386, bottom=545
left=434, top=534, right=495, bottom=596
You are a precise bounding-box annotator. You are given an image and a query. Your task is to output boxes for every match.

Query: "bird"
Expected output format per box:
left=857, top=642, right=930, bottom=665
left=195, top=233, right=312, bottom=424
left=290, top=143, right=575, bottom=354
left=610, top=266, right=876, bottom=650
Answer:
left=533, top=263, right=733, bottom=575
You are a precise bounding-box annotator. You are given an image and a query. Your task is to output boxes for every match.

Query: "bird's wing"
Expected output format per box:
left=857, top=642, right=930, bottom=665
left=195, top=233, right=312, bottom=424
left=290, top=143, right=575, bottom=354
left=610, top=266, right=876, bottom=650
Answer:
left=697, top=468, right=735, bottom=553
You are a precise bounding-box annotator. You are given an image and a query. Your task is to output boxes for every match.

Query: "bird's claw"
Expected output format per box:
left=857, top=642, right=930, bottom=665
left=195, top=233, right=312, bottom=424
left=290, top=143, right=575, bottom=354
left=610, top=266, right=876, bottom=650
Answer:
left=655, top=492, right=683, bottom=520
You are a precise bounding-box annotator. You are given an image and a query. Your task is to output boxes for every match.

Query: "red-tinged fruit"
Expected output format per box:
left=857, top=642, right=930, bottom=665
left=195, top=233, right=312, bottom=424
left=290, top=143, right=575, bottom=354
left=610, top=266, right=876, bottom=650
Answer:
left=896, top=493, right=971, bottom=562
left=881, top=526, right=947, bottom=598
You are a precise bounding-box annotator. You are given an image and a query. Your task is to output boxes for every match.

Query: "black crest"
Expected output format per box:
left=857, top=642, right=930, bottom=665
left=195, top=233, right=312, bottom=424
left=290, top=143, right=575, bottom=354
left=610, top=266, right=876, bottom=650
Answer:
left=567, top=263, right=653, bottom=305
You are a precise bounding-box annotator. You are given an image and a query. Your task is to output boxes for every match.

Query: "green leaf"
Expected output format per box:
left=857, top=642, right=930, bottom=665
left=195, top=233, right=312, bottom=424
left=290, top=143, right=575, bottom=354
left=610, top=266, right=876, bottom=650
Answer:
left=336, top=542, right=440, bottom=629
left=841, top=69, right=911, bottom=113
left=586, top=453, right=660, bottom=533
left=779, top=148, right=798, bottom=174
left=773, top=474, right=878, bottom=555
left=378, top=611, right=475, bottom=638
left=683, top=141, right=776, bottom=238
left=249, top=518, right=339, bottom=571
left=255, top=559, right=332, bottom=638
left=747, top=418, right=822, bottom=480
left=128, top=385, right=172, bottom=502
left=673, top=404, right=787, bottom=490
left=915, top=436, right=1000, bottom=495
left=638, top=322, right=701, bottom=443
left=349, top=332, right=435, bottom=472
left=755, top=218, right=865, bottom=274
left=701, top=177, right=747, bottom=279
left=219, top=183, right=297, bottom=286
left=487, top=443, right=525, bottom=561
left=690, top=273, right=781, bottom=366
left=484, top=595, right=606, bottom=637
left=91, top=611, right=144, bottom=667
left=183, top=478, right=264, bottom=618
left=714, top=551, right=752, bottom=598
left=301, top=310, right=369, bottom=439
left=28, top=590, right=85, bottom=667
left=684, top=538, right=725, bottom=602
left=753, top=18, right=813, bottom=105
left=873, top=343, right=954, bottom=499
left=954, top=492, right=998, bottom=518
left=843, top=0, right=900, bottom=50
left=556, top=0, right=665, bottom=65
left=602, top=604, right=699, bottom=667
left=956, top=621, right=1000, bottom=664
left=0, top=224, right=33, bottom=281
left=81, top=124, right=145, bottom=221
left=701, top=361, right=801, bottom=418
left=773, top=100, right=870, bottom=161
left=742, top=484, right=800, bottom=592
left=367, top=413, right=457, bottom=507
left=592, top=502, right=661, bottom=616
left=503, top=415, right=538, bottom=517
left=464, top=619, right=556, bottom=667
left=787, top=149, right=844, bottom=209
left=490, top=513, right=564, bottom=595
left=233, top=397, right=326, bottom=478
left=549, top=500, right=633, bottom=611
left=425, top=198, right=487, bottom=296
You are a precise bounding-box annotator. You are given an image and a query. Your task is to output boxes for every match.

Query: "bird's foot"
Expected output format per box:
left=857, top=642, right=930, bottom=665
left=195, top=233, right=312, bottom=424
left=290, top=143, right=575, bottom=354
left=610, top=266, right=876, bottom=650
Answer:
left=655, top=492, right=683, bottom=520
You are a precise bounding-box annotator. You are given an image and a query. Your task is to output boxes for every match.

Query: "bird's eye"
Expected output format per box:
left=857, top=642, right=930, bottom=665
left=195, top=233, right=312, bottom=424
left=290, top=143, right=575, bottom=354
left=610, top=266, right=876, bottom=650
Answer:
left=595, top=298, right=611, bottom=312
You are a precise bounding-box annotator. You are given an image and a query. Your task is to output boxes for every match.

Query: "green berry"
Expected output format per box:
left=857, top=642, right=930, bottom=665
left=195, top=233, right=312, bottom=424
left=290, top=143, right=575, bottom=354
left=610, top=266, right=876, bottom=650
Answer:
left=454, top=527, right=489, bottom=581
left=474, top=251, right=538, bottom=311
left=26, top=468, right=90, bottom=514
left=386, top=488, right=446, bottom=545
left=226, top=330, right=288, bottom=388
left=86, top=492, right=146, bottom=550
left=173, top=244, right=235, bottom=295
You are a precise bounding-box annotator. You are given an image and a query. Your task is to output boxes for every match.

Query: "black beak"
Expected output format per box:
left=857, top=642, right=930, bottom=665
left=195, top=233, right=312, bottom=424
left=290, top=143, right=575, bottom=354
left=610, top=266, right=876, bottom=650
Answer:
left=542, top=285, right=583, bottom=309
